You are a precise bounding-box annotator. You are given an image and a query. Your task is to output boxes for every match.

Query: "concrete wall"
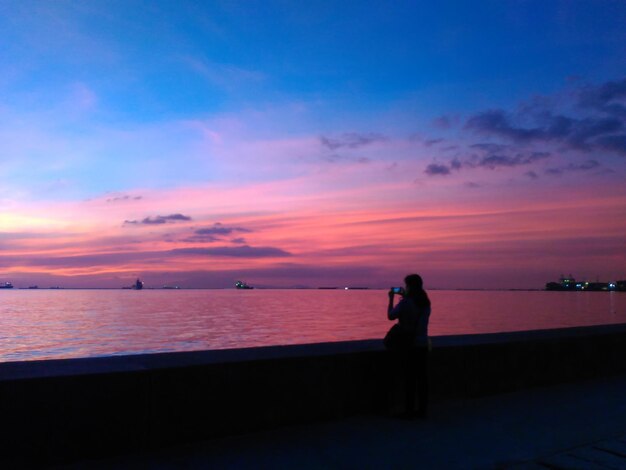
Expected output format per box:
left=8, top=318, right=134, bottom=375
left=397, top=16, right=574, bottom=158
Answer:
left=2, top=324, right=626, bottom=465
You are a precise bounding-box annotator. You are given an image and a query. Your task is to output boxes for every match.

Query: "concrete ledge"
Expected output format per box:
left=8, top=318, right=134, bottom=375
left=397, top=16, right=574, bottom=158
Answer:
left=2, top=324, right=626, bottom=465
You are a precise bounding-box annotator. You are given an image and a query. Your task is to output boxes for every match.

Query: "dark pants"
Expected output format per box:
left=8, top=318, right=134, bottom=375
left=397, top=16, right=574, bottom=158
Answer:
left=404, top=346, right=429, bottom=415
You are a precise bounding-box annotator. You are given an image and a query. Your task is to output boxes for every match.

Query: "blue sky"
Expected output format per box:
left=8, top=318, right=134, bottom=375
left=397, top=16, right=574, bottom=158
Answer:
left=1, top=1, right=625, bottom=287
left=4, top=1, right=625, bottom=119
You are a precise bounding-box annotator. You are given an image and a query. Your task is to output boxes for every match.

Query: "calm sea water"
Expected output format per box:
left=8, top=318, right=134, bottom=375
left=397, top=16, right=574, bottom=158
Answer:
left=1, top=289, right=625, bottom=362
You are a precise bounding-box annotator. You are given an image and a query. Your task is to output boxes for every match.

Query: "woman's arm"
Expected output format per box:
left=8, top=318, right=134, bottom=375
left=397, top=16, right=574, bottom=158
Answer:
left=388, top=291, right=399, bottom=320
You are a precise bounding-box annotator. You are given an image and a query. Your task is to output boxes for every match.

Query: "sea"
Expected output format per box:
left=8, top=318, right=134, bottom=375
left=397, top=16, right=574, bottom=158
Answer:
left=1, top=289, right=625, bottom=362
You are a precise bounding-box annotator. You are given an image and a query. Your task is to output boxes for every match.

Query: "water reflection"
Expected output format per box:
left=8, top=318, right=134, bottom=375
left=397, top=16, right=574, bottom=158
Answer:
left=0, top=289, right=624, bottom=361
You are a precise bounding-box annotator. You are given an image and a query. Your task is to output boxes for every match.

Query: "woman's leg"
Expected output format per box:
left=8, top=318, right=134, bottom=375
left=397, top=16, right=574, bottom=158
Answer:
left=416, top=347, right=429, bottom=417
left=405, top=348, right=418, bottom=414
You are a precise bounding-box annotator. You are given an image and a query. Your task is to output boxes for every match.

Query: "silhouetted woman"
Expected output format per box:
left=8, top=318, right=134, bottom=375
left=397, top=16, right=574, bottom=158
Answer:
left=386, top=274, right=431, bottom=418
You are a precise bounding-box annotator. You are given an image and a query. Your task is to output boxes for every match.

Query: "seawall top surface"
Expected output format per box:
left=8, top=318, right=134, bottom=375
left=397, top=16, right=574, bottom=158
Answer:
left=1, top=323, right=626, bottom=382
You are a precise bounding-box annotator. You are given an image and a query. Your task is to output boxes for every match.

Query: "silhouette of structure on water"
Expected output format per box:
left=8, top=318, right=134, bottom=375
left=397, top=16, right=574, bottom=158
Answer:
left=546, top=275, right=626, bottom=292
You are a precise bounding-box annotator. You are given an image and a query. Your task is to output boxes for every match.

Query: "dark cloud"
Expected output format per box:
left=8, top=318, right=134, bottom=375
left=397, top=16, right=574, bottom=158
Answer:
left=566, top=117, right=623, bottom=150
left=578, top=77, right=626, bottom=117
left=180, top=235, right=219, bottom=243
left=571, top=159, right=601, bottom=171
left=426, top=80, right=626, bottom=177
left=450, top=158, right=462, bottom=170
left=470, top=143, right=510, bottom=153
left=180, top=223, right=252, bottom=243
left=594, top=134, right=626, bottom=155
left=172, top=245, right=291, bottom=258
left=195, top=223, right=251, bottom=236
left=424, top=150, right=550, bottom=176
left=424, top=163, right=451, bottom=176
left=464, top=78, right=626, bottom=157
left=545, top=159, right=601, bottom=176
left=464, top=182, right=481, bottom=188
left=320, top=132, right=387, bottom=150
left=124, top=213, right=192, bottom=225
left=473, top=151, right=551, bottom=169
left=465, top=110, right=551, bottom=143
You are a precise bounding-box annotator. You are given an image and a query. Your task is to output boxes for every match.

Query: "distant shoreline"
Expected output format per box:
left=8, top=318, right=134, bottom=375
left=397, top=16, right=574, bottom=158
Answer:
left=3, top=286, right=551, bottom=291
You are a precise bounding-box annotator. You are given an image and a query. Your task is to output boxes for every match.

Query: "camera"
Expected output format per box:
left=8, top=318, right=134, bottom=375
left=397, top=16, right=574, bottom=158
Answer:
left=391, top=287, right=405, bottom=295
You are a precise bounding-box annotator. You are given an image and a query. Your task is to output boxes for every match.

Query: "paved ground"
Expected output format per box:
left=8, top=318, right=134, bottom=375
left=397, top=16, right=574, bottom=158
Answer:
left=56, top=374, right=626, bottom=469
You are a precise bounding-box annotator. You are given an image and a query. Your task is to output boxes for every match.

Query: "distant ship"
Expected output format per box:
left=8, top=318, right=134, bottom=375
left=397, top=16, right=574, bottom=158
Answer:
left=546, top=275, right=626, bottom=292
left=235, top=280, right=253, bottom=289
left=0, top=282, right=13, bottom=289
left=132, top=279, right=144, bottom=290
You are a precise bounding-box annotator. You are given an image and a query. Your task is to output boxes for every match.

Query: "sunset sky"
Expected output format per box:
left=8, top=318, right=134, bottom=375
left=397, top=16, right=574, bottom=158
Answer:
left=1, top=1, right=625, bottom=289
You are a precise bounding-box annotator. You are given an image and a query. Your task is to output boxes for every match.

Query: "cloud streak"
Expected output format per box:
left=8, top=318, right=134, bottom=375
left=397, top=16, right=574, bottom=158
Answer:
left=180, top=223, right=252, bottom=243
left=106, top=194, right=142, bottom=203
left=124, top=213, right=192, bottom=225
left=320, top=132, right=387, bottom=151
left=0, top=244, right=292, bottom=270
left=172, top=245, right=291, bottom=258
left=194, top=223, right=251, bottom=236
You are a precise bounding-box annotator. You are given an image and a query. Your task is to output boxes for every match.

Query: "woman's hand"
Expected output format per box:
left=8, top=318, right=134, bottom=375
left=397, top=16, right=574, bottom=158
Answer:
left=387, top=289, right=396, bottom=319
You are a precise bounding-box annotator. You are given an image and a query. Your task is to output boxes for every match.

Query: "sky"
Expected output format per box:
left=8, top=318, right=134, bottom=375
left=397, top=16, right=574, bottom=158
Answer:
left=1, top=0, right=625, bottom=289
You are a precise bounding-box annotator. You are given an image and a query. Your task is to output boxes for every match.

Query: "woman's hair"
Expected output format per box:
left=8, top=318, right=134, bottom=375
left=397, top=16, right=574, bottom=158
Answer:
left=405, top=273, right=430, bottom=308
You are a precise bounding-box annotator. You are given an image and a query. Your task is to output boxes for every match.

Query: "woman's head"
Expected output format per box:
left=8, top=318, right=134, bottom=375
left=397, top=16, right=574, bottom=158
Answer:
left=404, top=273, right=430, bottom=307
left=404, top=274, right=423, bottom=294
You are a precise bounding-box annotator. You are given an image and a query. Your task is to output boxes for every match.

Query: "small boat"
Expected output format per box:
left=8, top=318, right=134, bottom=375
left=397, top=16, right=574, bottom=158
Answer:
left=0, top=282, right=14, bottom=289
left=235, top=280, right=253, bottom=289
left=132, top=279, right=144, bottom=290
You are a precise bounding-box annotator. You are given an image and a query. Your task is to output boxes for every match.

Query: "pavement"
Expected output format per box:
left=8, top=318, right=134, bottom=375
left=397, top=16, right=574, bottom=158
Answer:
left=55, top=374, right=626, bottom=469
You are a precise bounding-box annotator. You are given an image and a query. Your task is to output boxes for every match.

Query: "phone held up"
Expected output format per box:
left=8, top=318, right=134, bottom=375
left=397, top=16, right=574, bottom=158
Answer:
left=390, top=287, right=405, bottom=295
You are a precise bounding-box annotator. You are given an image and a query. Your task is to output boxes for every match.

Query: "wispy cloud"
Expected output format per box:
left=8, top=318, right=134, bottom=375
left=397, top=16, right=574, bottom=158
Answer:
left=106, top=194, right=142, bottom=203
left=182, top=56, right=266, bottom=90
left=172, top=245, right=291, bottom=258
left=194, top=223, right=251, bottom=236
left=320, top=132, right=387, bottom=150
left=545, top=159, right=601, bottom=176
left=424, top=150, right=550, bottom=176
left=180, top=223, right=252, bottom=243
left=124, top=213, right=192, bottom=225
